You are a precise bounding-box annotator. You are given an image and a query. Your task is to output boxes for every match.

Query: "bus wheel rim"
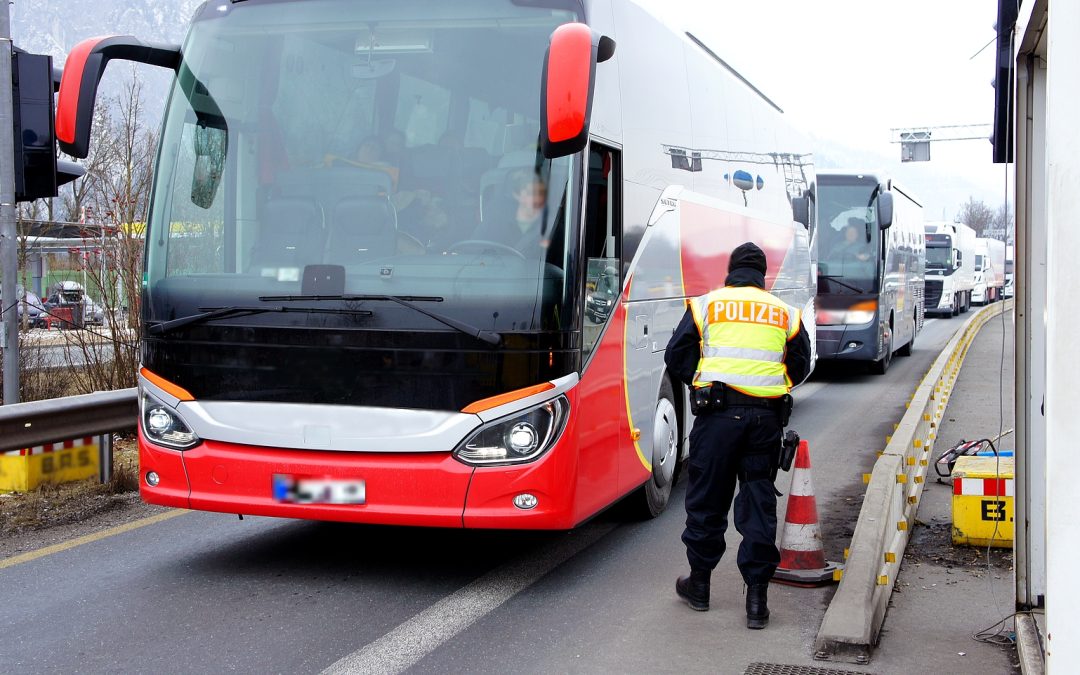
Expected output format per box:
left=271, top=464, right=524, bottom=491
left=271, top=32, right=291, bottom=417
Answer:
left=652, top=398, right=678, bottom=487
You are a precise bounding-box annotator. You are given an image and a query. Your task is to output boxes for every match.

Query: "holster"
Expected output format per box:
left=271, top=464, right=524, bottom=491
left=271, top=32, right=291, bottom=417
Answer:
left=689, top=383, right=727, bottom=416
left=778, top=394, right=794, bottom=427
left=779, top=429, right=800, bottom=473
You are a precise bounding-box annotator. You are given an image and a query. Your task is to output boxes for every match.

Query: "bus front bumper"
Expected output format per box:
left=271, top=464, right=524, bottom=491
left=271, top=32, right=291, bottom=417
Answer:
left=816, top=323, right=880, bottom=361
left=138, top=430, right=580, bottom=529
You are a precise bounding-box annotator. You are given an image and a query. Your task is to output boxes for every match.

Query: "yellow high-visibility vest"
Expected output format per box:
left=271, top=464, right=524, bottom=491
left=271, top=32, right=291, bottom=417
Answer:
left=689, top=285, right=801, bottom=398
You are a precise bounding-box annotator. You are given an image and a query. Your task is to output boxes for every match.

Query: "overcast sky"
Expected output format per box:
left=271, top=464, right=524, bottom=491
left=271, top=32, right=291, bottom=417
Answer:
left=636, top=0, right=1009, bottom=221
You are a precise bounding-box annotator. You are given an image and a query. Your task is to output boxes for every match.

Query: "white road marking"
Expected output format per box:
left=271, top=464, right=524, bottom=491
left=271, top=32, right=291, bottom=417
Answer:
left=322, top=521, right=617, bottom=675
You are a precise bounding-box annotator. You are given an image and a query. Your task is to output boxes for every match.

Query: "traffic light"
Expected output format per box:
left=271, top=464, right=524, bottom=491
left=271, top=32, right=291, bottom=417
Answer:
left=11, top=47, right=84, bottom=203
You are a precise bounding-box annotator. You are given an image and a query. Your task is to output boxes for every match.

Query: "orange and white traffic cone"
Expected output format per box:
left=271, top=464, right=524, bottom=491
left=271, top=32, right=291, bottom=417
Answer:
left=772, top=440, right=841, bottom=587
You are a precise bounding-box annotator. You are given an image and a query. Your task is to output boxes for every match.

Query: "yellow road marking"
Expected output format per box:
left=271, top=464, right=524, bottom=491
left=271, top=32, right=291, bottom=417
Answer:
left=0, top=509, right=188, bottom=570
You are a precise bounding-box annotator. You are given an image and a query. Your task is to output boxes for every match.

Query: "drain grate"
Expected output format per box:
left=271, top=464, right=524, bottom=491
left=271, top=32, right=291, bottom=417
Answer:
left=743, top=664, right=870, bottom=675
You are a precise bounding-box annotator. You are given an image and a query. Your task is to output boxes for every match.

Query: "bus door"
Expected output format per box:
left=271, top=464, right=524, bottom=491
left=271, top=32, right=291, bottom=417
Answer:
left=576, top=141, right=626, bottom=512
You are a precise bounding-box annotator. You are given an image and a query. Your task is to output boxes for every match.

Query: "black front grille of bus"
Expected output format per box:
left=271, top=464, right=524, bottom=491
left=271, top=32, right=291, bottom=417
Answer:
left=143, top=327, right=578, bottom=411
left=925, top=280, right=943, bottom=308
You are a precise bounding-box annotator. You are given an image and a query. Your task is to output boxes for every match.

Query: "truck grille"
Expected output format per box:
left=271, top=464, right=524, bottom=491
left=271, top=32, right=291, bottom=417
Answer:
left=925, top=279, right=943, bottom=308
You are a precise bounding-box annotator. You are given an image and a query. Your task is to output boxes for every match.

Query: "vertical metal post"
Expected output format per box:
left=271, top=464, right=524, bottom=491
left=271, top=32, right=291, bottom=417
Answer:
left=1014, top=51, right=1048, bottom=611
left=98, top=433, right=113, bottom=484
left=1045, top=1, right=1080, bottom=666
left=0, top=3, right=19, bottom=405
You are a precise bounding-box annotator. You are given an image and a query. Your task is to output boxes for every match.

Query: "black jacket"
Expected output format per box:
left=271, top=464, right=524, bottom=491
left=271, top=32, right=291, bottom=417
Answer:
left=664, top=267, right=813, bottom=390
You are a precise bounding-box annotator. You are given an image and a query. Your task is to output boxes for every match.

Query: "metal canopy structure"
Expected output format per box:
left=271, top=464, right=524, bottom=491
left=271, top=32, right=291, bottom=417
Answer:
left=890, top=124, right=993, bottom=162
left=889, top=123, right=994, bottom=144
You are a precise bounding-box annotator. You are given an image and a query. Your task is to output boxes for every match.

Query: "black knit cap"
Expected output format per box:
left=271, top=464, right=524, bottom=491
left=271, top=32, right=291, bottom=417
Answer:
left=728, top=242, right=767, bottom=275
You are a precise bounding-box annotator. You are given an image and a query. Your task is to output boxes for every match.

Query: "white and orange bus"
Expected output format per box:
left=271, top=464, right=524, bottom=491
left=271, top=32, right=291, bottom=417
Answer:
left=58, top=0, right=816, bottom=528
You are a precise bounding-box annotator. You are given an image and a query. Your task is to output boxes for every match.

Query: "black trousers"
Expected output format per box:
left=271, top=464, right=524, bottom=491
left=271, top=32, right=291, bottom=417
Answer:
left=682, top=405, right=782, bottom=584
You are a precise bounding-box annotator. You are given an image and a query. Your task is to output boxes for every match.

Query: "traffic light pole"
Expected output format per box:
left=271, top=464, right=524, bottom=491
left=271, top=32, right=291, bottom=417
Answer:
left=1, top=3, right=19, bottom=404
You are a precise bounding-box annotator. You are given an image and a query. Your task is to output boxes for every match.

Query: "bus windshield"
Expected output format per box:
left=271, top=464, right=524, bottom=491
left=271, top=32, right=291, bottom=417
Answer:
left=145, top=0, right=581, bottom=337
left=817, top=177, right=880, bottom=294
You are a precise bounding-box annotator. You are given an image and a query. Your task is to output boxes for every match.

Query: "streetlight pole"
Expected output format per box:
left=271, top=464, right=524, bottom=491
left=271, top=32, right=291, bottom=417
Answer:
left=1, top=2, right=20, bottom=404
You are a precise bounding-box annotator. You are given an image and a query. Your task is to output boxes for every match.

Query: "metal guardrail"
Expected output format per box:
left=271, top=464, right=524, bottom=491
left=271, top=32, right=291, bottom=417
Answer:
left=814, top=299, right=1013, bottom=663
left=0, top=387, right=138, bottom=454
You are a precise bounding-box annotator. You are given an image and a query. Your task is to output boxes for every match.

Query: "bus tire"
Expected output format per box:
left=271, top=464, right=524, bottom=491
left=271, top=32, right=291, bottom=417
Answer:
left=897, top=326, right=914, bottom=357
left=629, top=377, right=680, bottom=519
left=871, top=326, right=892, bottom=375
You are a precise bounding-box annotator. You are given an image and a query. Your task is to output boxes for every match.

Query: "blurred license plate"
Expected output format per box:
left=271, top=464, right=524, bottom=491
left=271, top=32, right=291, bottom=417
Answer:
left=272, top=475, right=365, bottom=505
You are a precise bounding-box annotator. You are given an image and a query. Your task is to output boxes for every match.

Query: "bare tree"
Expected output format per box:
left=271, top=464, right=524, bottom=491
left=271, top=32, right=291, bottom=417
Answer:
left=59, top=102, right=113, bottom=224
left=993, top=202, right=1014, bottom=242
left=956, top=197, right=996, bottom=237
left=64, top=71, right=157, bottom=394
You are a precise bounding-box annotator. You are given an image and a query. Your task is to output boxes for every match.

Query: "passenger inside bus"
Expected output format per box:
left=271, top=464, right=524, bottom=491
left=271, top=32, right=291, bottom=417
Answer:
left=471, top=169, right=551, bottom=254
left=322, top=135, right=400, bottom=190
left=393, top=188, right=453, bottom=252
left=831, top=219, right=872, bottom=263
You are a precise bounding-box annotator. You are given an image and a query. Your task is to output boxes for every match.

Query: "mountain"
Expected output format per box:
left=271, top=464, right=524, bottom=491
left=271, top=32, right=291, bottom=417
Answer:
left=11, top=0, right=204, bottom=115
left=11, top=0, right=203, bottom=65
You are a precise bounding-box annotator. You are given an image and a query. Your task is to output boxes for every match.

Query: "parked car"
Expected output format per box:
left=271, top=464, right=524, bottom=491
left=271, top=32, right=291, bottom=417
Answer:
left=43, top=281, right=105, bottom=327
left=585, top=266, right=620, bottom=324
left=1, top=284, right=46, bottom=327
left=82, top=296, right=106, bottom=325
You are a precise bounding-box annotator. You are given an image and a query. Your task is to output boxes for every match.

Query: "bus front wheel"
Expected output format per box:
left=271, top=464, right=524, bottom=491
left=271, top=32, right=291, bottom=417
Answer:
left=871, top=326, right=892, bottom=375
left=629, top=378, right=680, bottom=519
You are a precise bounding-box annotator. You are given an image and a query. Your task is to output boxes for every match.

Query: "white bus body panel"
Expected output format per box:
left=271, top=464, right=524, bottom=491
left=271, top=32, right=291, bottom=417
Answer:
left=595, top=0, right=816, bottom=459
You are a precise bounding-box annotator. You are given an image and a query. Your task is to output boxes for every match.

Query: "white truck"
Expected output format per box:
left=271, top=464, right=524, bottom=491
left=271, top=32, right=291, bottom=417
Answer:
left=1004, top=243, right=1014, bottom=298
left=924, top=221, right=976, bottom=316
left=973, top=237, right=1007, bottom=304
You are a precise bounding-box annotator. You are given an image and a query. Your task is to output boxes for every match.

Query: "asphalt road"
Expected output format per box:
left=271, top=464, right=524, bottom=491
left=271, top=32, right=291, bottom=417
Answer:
left=0, top=316, right=965, bottom=674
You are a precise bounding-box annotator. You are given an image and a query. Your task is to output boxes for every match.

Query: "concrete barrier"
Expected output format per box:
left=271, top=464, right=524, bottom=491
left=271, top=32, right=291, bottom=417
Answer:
left=814, top=300, right=1013, bottom=664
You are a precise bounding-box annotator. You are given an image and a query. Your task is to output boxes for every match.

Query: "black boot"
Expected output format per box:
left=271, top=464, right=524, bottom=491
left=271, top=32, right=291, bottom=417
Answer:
left=746, top=583, right=770, bottom=629
left=675, top=568, right=711, bottom=611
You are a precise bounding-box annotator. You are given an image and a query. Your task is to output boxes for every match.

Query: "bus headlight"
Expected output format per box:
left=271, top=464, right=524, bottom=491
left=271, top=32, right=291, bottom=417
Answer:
left=140, top=392, right=200, bottom=450
left=455, top=396, right=568, bottom=465
left=817, top=302, right=875, bottom=326
left=842, top=310, right=876, bottom=324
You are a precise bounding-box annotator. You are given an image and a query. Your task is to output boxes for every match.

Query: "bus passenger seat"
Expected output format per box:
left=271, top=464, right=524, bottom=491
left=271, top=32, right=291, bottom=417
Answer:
left=324, top=195, right=398, bottom=265
left=249, top=197, right=325, bottom=279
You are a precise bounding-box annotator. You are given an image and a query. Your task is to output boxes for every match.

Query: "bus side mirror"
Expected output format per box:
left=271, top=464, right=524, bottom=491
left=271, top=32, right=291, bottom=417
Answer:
left=540, top=23, right=615, bottom=159
left=56, top=36, right=180, bottom=158
left=792, top=194, right=810, bottom=228
left=877, top=191, right=894, bottom=229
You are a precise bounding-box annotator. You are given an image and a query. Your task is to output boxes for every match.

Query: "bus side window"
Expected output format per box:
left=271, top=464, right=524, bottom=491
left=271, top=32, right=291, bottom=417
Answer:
left=583, top=143, right=622, bottom=358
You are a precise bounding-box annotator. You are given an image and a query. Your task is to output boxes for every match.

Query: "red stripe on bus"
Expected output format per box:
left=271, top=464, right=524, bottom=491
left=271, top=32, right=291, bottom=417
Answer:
left=678, top=201, right=795, bottom=298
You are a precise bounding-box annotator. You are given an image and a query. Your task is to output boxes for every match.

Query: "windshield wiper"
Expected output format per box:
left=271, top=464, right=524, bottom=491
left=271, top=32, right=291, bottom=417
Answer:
left=259, top=294, right=502, bottom=346
left=148, top=305, right=374, bottom=335
left=819, top=275, right=866, bottom=294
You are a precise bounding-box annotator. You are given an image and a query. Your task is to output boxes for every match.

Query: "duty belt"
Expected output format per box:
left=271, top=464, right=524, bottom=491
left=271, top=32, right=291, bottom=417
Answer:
left=722, top=388, right=776, bottom=408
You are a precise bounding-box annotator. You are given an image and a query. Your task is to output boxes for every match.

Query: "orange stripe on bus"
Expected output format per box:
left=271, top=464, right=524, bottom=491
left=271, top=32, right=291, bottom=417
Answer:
left=461, top=382, right=556, bottom=414
left=140, top=367, right=195, bottom=401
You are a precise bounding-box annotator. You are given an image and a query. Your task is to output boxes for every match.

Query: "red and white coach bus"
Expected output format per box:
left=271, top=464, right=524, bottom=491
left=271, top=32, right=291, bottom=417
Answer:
left=57, top=0, right=816, bottom=528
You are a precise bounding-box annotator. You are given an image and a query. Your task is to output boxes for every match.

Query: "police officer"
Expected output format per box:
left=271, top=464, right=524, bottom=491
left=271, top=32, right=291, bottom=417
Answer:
left=664, top=242, right=812, bottom=629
